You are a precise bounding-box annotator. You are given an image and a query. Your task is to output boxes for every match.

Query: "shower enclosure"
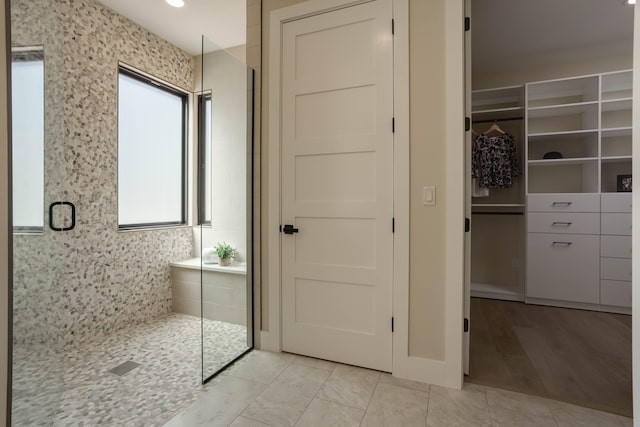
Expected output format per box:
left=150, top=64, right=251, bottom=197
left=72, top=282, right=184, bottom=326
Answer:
left=196, top=36, right=254, bottom=382
left=9, top=0, right=254, bottom=424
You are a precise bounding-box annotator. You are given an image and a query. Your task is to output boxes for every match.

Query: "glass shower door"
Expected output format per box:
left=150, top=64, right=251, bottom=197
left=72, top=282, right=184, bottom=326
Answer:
left=10, top=0, right=67, bottom=423
left=198, top=35, right=254, bottom=381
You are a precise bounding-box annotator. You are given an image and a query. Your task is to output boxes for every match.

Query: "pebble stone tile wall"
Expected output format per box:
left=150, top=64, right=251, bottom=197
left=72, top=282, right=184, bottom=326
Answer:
left=11, top=0, right=194, bottom=348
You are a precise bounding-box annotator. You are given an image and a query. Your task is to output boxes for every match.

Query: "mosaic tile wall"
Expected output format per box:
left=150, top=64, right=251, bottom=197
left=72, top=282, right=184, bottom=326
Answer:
left=12, top=0, right=195, bottom=347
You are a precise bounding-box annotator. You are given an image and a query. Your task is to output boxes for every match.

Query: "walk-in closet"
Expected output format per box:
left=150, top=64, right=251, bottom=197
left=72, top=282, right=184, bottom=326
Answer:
left=466, top=0, right=633, bottom=417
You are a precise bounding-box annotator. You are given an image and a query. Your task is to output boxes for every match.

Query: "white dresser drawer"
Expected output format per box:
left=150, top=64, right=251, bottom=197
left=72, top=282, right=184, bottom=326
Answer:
left=527, top=233, right=600, bottom=303
left=601, top=257, right=632, bottom=281
left=527, top=194, right=600, bottom=213
left=600, top=235, right=632, bottom=259
left=601, top=193, right=632, bottom=213
left=601, top=280, right=632, bottom=308
left=601, top=213, right=632, bottom=236
left=527, top=213, right=600, bottom=234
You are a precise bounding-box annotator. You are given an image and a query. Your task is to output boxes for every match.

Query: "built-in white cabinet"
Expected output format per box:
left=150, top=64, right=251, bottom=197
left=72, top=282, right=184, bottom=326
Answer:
left=526, top=194, right=601, bottom=305
left=524, top=70, right=633, bottom=313
left=600, top=193, right=632, bottom=311
left=526, top=70, right=632, bottom=195
left=471, top=71, right=632, bottom=313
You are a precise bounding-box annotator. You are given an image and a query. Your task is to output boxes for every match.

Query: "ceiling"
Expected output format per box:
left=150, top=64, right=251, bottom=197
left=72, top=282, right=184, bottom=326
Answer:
left=472, top=0, right=634, bottom=76
left=97, top=0, right=246, bottom=55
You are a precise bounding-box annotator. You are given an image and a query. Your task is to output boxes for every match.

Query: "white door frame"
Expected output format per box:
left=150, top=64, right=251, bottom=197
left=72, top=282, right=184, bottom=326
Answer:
left=265, top=0, right=410, bottom=375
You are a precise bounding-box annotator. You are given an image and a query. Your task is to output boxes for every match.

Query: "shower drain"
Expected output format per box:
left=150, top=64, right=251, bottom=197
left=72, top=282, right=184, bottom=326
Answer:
left=108, top=360, right=141, bottom=376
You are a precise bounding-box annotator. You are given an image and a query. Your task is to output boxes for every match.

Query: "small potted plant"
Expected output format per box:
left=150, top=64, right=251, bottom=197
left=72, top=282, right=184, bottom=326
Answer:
left=214, top=242, right=236, bottom=266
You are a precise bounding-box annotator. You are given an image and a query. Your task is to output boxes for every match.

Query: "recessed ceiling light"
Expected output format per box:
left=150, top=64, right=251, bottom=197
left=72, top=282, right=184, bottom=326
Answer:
left=166, top=0, right=185, bottom=7
left=626, top=0, right=635, bottom=5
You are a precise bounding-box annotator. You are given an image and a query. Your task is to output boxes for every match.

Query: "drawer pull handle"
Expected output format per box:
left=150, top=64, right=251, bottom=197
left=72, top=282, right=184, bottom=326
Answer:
left=552, top=222, right=572, bottom=226
left=552, top=202, right=573, bottom=206
left=552, top=241, right=573, bottom=246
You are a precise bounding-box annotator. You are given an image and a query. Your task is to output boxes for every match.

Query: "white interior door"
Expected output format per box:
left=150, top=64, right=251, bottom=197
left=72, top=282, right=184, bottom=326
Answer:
left=280, top=0, right=394, bottom=372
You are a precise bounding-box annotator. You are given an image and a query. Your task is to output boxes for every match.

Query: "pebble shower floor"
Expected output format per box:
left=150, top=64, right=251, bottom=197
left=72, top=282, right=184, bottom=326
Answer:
left=11, top=313, right=248, bottom=425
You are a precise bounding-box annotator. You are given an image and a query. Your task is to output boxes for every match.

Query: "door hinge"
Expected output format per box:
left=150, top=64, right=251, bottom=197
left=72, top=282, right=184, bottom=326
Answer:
left=464, top=317, right=469, bottom=332
left=465, top=217, right=470, bottom=232
left=392, top=217, right=395, bottom=233
left=465, top=117, right=471, bottom=132
left=465, top=17, right=470, bottom=31
left=392, top=317, right=394, bottom=332
left=392, top=18, right=395, bottom=35
left=392, top=117, right=395, bottom=133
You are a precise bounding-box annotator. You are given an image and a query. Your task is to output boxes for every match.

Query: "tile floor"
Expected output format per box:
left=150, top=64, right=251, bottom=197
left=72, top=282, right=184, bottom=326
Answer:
left=165, top=350, right=634, bottom=427
left=12, top=313, right=249, bottom=426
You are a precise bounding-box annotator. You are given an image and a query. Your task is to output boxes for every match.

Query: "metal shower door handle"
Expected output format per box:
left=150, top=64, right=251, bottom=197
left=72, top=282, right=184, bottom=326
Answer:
left=49, top=201, right=76, bottom=231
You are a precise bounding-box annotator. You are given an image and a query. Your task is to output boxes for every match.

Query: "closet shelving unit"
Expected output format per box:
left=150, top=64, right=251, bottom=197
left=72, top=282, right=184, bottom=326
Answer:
left=470, top=85, right=526, bottom=301
left=525, top=70, right=633, bottom=313
left=526, top=76, right=600, bottom=194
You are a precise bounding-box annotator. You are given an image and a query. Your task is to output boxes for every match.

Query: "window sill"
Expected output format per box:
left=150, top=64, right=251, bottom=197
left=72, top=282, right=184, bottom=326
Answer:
left=118, top=224, right=192, bottom=233
left=170, top=258, right=247, bottom=275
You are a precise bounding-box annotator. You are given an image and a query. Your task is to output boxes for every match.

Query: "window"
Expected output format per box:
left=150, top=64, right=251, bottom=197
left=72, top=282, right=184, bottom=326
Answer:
left=198, top=93, right=212, bottom=226
left=118, top=66, right=188, bottom=229
left=12, top=48, right=44, bottom=232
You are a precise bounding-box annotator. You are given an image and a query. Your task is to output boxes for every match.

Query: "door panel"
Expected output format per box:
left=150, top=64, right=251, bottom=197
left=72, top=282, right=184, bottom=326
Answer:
left=281, top=0, right=394, bottom=371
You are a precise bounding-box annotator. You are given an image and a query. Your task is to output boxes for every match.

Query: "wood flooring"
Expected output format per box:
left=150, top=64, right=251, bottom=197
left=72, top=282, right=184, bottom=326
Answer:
left=466, top=298, right=633, bottom=417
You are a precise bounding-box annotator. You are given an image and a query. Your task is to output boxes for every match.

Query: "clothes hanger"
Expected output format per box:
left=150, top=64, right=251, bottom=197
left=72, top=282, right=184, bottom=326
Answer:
left=472, top=128, right=478, bottom=137
left=483, top=121, right=505, bottom=136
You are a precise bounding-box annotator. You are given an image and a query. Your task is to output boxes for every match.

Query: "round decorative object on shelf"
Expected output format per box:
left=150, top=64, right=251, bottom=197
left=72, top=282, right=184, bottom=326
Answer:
left=543, top=151, right=563, bottom=159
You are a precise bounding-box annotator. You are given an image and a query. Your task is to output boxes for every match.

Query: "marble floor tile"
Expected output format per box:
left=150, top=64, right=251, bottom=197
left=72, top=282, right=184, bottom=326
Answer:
left=546, top=399, right=627, bottom=427
left=290, top=354, right=337, bottom=372
left=379, top=372, right=430, bottom=392
left=242, top=363, right=331, bottom=426
left=229, top=416, right=271, bottom=426
left=426, top=383, right=491, bottom=427
left=361, top=382, right=429, bottom=427
left=485, top=387, right=558, bottom=427
left=317, top=364, right=381, bottom=409
left=164, top=377, right=267, bottom=427
left=227, top=350, right=294, bottom=385
left=296, top=398, right=365, bottom=427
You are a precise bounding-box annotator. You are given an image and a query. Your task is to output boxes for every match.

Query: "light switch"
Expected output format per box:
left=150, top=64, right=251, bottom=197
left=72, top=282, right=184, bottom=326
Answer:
left=423, top=186, right=436, bottom=206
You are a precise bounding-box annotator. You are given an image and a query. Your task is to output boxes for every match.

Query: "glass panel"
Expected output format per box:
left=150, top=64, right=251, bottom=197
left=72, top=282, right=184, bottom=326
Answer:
left=198, top=35, right=254, bottom=381
left=10, top=0, right=66, bottom=424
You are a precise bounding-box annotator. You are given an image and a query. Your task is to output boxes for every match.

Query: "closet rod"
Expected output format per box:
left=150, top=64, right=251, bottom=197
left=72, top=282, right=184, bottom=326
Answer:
left=472, top=116, right=523, bottom=124
left=472, top=211, right=524, bottom=216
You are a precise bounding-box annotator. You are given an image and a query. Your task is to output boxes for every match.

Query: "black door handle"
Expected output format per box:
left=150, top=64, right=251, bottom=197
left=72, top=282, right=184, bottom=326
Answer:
left=49, top=201, right=76, bottom=231
left=282, top=224, right=299, bottom=235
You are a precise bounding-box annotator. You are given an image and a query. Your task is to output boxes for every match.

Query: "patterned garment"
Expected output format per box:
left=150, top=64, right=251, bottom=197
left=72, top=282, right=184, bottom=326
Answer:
left=472, top=133, right=520, bottom=188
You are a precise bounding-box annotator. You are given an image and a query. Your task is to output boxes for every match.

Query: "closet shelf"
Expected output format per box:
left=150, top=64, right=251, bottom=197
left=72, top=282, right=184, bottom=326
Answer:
left=471, top=203, right=525, bottom=208
left=602, top=126, right=632, bottom=136
left=472, top=106, right=523, bottom=115
left=528, top=129, right=598, bottom=138
left=527, top=100, right=598, bottom=115
left=601, top=98, right=632, bottom=113
left=528, top=157, right=598, bottom=167
left=601, top=156, right=632, bottom=164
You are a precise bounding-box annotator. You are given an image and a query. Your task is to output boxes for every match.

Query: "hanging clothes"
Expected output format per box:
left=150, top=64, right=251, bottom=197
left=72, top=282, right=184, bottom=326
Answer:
left=472, top=133, right=520, bottom=188
left=472, top=178, right=490, bottom=197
